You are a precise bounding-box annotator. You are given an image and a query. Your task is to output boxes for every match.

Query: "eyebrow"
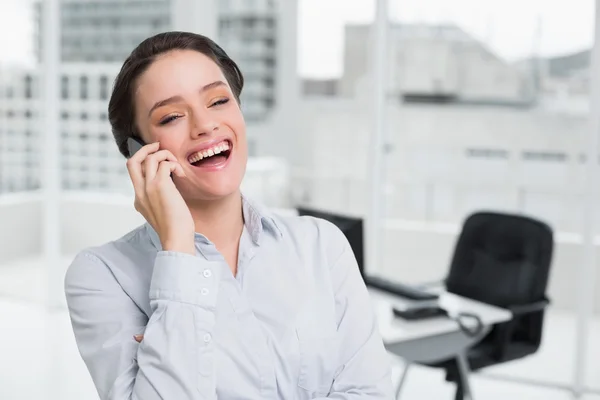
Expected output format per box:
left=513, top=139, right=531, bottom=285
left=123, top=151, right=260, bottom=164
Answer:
left=147, top=80, right=228, bottom=117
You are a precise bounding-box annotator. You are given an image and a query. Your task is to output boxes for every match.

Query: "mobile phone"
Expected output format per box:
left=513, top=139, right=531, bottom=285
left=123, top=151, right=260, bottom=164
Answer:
left=127, top=136, right=174, bottom=180
left=127, top=137, right=146, bottom=157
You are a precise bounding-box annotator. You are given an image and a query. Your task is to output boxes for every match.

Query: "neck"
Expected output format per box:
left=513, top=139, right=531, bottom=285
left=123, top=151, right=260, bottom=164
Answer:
left=187, top=191, right=244, bottom=250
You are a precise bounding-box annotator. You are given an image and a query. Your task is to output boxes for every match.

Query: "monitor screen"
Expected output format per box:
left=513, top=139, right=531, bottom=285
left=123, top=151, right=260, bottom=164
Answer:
left=296, top=207, right=365, bottom=279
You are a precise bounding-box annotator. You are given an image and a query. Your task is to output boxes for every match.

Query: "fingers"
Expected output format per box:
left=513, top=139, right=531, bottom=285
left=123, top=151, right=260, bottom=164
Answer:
left=143, top=149, right=180, bottom=183
left=126, top=142, right=159, bottom=188
left=156, top=161, right=180, bottom=181
left=134, top=334, right=143, bottom=343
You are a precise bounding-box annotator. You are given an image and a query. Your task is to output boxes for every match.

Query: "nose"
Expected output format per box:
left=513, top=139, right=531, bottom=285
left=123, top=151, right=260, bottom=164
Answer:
left=190, top=109, right=218, bottom=138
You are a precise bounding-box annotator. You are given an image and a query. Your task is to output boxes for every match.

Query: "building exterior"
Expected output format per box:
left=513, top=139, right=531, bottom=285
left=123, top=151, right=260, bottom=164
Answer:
left=0, top=68, right=41, bottom=193
left=340, top=23, right=534, bottom=104
left=34, top=0, right=172, bottom=63
left=34, top=0, right=279, bottom=122
left=0, top=64, right=128, bottom=194
left=217, top=0, right=279, bottom=121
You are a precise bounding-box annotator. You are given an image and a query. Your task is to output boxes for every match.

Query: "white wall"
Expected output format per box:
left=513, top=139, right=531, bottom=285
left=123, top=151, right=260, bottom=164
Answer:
left=0, top=193, right=42, bottom=263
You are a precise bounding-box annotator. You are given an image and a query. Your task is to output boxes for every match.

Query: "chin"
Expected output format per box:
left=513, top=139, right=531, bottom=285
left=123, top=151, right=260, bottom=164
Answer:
left=178, top=177, right=243, bottom=202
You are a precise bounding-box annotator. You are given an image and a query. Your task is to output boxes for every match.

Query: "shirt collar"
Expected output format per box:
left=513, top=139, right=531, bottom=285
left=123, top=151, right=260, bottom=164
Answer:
left=145, top=193, right=283, bottom=251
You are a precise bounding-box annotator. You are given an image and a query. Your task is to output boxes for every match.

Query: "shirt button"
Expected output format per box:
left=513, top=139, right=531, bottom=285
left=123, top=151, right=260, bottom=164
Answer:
left=203, top=269, right=212, bottom=278
left=201, top=288, right=209, bottom=296
left=203, top=333, right=212, bottom=343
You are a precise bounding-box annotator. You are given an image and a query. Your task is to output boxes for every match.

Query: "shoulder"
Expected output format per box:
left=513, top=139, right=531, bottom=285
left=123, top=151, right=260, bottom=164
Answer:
left=64, top=223, right=152, bottom=291
left=270, top=210, right=351, bottom=264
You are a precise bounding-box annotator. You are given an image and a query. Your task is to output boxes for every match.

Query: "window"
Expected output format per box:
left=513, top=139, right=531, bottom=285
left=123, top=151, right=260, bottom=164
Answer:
left=99, top=112, right=108, bottom=120
left=61, top=111, right=69, bottom=120
left=466, top=148, right=509, bottom=159
left=522, top=151, right=567, bottom=162
left=61, top=76, right=69, bottom=99
left=80, top=76, right=88, bottom=99
left=24, top=75, right=33, bottom=99
left=99, top=75, right=109, bottom=100
left=24, top=110, right=32, bottom=119
left=80, top=112, right=88, bottom=120
left=265, top=57, right=275, bottom=68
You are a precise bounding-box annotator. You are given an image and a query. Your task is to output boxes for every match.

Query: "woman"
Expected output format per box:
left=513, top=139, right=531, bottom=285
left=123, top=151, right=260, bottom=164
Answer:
left=64, top=31, right=393, bottom=400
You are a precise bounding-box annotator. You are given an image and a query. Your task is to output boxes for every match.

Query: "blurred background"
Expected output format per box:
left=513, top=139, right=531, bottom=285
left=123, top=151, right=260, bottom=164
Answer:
left=0, top=0, right=599, bottom=398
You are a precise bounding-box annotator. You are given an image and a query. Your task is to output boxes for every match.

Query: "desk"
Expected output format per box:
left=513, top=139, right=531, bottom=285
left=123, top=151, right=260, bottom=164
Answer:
left=369, top=288, right=512, bottom=399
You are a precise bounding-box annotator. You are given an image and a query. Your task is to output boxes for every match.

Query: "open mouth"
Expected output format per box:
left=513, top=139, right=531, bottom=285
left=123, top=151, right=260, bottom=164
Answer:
left=187, top=140, right=232, bottom=168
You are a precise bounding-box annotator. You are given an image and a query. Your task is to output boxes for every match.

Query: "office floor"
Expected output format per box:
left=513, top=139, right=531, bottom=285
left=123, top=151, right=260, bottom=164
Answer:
left=0, top=258, right=599, bottom=400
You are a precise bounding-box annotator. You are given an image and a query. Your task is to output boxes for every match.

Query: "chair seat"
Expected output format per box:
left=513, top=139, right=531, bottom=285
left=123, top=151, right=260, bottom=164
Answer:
left=467, top=341, right=538, bottom=370
left=422, top=341, right=538, bottom=382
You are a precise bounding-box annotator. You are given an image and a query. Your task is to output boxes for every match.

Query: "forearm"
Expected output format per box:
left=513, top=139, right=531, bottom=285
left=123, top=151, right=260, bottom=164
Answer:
left=88, top=251, right=222, bottom=400
left=133, top=251, right=219, bottom=398
left=128, top=299, right=215, bottom=399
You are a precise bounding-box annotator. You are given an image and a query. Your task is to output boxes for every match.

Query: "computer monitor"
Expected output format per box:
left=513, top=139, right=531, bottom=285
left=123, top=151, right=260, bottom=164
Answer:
left=296, top=207, right=365, bottom=279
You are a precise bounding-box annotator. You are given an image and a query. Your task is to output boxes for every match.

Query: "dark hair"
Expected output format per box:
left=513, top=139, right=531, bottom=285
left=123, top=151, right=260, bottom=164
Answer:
left=108, top=31, right=244, bottom=158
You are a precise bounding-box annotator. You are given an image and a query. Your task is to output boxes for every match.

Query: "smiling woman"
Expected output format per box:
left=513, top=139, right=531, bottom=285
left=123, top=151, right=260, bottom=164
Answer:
left=63, top=31, right=394, bottom=400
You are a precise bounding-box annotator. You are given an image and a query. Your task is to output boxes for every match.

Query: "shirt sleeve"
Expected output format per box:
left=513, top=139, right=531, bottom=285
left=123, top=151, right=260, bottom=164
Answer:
left=317, top=223, right=395, bottom=399
left=64, top=250, right=222, bottom=400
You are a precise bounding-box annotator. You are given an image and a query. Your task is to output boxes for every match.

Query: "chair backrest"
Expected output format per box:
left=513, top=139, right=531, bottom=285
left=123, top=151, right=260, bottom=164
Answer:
left=445, top=211, right=554, bottom=308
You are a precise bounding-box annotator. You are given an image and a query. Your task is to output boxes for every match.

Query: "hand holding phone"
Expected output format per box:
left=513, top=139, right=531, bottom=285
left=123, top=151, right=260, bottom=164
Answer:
left=125, top=139, right=195, bottom=254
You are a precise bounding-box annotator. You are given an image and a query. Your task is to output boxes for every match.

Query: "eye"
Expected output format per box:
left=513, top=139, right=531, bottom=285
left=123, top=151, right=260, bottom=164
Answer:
left=210, top=98, right=229, bottom=108
left=159, top=114, right=182, bottom=125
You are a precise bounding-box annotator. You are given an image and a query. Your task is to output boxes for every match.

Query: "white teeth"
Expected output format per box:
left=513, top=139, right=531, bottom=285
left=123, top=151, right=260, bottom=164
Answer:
left=188, top=141, right=230, bottom=164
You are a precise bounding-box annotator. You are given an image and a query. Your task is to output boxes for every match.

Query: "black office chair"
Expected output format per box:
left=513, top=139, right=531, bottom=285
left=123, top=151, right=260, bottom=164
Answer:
left=421, top=211, right=554, bottom=400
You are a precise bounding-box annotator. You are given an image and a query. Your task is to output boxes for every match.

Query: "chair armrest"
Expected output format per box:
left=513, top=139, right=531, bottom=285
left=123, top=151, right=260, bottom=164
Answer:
left=488, top=297, right=549, bottom=361
left=508, top=298, right=550, bottom=316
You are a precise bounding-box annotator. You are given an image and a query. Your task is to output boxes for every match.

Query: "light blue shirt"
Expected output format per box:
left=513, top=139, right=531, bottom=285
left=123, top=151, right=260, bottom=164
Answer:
left=64, top=195, right=394, bottom=399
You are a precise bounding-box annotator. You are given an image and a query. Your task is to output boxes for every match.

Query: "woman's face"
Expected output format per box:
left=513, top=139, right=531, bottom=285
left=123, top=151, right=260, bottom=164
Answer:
left=133, top=49, right=247, bottom=202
